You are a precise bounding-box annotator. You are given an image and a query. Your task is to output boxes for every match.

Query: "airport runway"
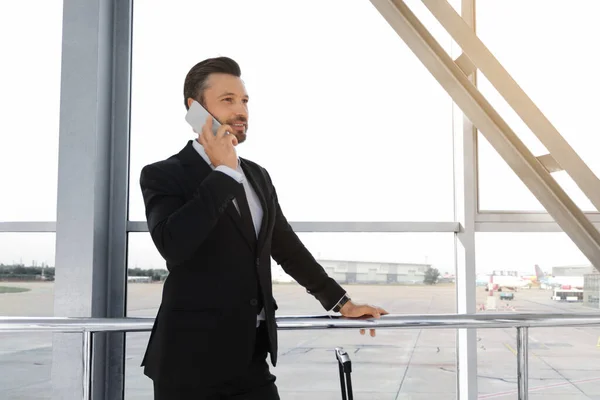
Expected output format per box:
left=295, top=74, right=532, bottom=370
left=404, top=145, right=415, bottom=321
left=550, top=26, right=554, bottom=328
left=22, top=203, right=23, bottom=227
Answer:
left=1, top=282, right=600, bottom=399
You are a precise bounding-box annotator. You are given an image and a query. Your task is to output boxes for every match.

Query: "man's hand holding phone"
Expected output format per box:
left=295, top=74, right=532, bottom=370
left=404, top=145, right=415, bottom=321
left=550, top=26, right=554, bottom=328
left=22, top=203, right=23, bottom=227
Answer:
left=198, top=116, right=238, bottom=170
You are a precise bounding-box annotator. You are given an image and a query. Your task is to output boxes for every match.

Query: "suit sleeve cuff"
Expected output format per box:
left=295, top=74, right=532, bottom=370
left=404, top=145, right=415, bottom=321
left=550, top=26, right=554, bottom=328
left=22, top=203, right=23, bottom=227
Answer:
left=309, top=278, right=347, bottom=311
left=215, top=165, right=244, bottom=183
left=329, top=294, right=349, bottom=312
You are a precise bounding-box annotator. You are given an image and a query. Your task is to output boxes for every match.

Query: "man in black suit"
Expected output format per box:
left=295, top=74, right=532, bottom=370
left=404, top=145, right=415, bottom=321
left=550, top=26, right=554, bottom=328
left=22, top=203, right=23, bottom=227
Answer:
left=139, top=56, right=388, bottom=399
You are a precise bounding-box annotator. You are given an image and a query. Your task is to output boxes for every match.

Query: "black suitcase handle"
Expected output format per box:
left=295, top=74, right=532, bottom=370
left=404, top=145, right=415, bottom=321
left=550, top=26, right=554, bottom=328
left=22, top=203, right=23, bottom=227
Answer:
left=335, top=347, right=353, bottom=400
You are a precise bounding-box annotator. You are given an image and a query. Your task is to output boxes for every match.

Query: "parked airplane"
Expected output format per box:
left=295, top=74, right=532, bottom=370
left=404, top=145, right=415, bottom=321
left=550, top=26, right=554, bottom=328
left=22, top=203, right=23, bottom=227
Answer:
left=533, top=264, right=584, bottom=290
left=477, top=273, right=530, bottom=291
left=476, top=274, right=490, bottom=287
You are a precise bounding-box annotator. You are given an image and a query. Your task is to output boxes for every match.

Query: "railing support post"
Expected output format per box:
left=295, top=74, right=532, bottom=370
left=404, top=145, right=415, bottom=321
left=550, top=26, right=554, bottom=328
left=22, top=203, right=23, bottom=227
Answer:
left=517, top=326, right=529, bottom=399
left=82, top=331, right=92, bottom=400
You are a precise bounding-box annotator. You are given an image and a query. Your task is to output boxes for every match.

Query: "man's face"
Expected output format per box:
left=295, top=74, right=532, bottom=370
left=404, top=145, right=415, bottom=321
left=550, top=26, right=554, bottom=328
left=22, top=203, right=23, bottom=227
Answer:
left=190, top=73, right=249, bottom=144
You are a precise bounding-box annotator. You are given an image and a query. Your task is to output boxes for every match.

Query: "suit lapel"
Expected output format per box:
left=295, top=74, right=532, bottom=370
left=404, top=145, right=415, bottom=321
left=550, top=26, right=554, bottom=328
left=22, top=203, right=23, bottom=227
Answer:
left=177, top=141, right=255, bottom=252
left=240, top=159, right=269, bottom=252
left=224, top=198, right=256, bottom=253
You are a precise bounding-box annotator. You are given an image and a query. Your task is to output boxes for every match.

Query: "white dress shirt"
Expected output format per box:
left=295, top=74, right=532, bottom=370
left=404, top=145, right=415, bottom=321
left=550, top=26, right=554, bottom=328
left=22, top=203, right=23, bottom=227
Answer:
left=192, top=140, right=266, bottom=326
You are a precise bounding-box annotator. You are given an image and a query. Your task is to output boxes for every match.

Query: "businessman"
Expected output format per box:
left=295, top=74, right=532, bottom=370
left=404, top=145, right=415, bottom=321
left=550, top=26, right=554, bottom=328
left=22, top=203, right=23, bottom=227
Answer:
left=139, top=56, right=388, bottom=399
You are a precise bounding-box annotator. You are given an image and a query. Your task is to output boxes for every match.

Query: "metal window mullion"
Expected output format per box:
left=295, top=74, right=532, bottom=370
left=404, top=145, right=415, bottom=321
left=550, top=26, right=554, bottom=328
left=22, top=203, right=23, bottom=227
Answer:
left=452, top=0, right=478, bottom=398
left=0, top=222, right=56, bottom=232
left=52, top=0, right=132, bottom=399
left=127, top=220, right=460, bottom=233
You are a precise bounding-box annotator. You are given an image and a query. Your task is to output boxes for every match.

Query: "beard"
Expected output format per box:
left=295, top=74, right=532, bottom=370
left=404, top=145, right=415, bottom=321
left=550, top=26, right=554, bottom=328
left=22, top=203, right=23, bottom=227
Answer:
left=226, top=117, right=248, bottom=144
left=232, top=130, right=246, bottom=144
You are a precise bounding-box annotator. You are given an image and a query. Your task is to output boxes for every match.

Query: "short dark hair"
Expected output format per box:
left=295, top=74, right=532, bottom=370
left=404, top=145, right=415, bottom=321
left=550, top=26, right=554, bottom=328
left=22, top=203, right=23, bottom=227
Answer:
left=183, top=56, right=242, bottom=109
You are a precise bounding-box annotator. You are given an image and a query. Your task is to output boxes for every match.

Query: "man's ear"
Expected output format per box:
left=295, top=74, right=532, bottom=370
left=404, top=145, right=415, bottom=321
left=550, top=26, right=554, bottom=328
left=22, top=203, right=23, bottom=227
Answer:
left=187, top=97, right=195, bottom=109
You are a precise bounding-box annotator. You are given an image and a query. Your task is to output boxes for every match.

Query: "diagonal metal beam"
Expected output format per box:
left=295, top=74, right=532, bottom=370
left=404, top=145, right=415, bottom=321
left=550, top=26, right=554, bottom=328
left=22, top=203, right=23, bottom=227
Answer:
left=420, top=0, right=600, bottom=213
left=537, top=154, right=563, bottom=173
left=368, top=0, right=600, bottom=269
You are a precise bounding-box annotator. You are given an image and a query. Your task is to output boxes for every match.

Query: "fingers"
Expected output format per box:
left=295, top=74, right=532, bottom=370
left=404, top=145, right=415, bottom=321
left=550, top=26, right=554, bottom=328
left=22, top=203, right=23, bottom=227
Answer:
left=346, top=304, right=386, bottom=318
left=201, top=117, right=231, bottom=140
left=201, top=118, right=237, bottom=148
left=366, top=305, right=388, bottom=318
left=359, top=328, right=377, bottom=337
left=355, top=305, right=387, bottom=337
left=359, top=305, right=380, bottom=318
left=216, top=123, right=233, bottom=139
left=201, top=115, right=213, bottom=141
left=214, top=123, right=239, bottom=147
left=198, top=132, right=207, bottom=147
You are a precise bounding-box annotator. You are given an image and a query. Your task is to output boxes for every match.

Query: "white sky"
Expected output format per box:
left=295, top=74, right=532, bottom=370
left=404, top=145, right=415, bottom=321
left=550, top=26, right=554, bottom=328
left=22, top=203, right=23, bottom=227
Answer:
left=0, top=0, right=598, bottom=275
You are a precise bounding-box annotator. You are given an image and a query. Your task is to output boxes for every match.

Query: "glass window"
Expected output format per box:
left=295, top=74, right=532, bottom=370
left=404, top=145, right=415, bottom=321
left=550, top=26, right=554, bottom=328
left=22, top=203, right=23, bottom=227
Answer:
left=0, top=232, right=56, bottom=398
left=476, top=1, right=600, bottom=211
left=127, top=232, right=456, bottom=314
left=128, top=0, right=456, bottom=223
left=0, top=233, right=56, bottom=315
left=0, top=2, right=63, bottom=221
left=126, top=231, right=457, bottom=397
left=475, top=232, right=600, bottom=397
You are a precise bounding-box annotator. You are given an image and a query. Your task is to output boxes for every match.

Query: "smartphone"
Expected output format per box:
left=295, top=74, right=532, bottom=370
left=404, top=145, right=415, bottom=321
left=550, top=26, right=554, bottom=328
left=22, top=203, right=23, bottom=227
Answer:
left=185, top=100, right=221, bottom=136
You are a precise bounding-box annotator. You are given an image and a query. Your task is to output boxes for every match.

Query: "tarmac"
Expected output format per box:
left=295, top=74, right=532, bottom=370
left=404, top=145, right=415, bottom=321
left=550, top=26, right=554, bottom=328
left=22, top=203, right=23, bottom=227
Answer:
left=1, top=281, right=600, bottom=399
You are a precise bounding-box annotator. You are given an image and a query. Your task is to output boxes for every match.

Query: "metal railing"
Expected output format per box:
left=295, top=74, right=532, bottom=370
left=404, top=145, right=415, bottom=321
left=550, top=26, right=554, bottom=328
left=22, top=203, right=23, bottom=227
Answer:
left=2, top=313, right=600, bottom=400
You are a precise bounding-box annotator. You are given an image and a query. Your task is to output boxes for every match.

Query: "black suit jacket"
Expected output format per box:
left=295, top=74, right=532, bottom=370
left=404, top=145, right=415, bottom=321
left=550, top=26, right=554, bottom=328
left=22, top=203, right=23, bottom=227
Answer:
left=139, top=140, right=346, bottom=388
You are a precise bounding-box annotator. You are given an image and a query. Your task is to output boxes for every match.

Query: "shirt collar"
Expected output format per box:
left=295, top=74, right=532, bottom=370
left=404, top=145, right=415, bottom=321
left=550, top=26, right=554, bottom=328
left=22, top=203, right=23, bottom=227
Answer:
left=192, top=139, right=240, bottom=169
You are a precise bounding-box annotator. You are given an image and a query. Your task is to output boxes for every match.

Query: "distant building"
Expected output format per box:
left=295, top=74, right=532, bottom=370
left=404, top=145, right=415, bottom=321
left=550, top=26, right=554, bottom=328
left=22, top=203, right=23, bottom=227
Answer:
left=492, top=270, right=520, bottom=277
left=584, top=273, right=600, bottom=308
left=271, top=259, right=435, bottom=284
left=316, top=259, right=432, bottom=284
left=583, top=267, right=600, bottom=308
left=552, top=265, right=595, bottom=277
left=127, top=276, right=152, bottom=283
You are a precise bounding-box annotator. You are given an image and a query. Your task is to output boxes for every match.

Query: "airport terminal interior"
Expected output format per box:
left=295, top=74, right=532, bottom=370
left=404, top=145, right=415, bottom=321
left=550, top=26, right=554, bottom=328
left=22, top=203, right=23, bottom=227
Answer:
left=2, top=0, right=600, bottom=399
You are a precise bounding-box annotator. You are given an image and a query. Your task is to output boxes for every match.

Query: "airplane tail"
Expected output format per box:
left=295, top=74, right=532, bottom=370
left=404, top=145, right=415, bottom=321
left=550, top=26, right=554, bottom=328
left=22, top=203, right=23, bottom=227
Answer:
left=534, top=264, right=545, bottom=279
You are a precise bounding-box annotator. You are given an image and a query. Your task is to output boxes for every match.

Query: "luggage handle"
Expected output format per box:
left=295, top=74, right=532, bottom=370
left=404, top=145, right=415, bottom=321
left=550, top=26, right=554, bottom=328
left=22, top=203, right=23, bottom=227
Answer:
left=335, top=347, right=353, bottom=400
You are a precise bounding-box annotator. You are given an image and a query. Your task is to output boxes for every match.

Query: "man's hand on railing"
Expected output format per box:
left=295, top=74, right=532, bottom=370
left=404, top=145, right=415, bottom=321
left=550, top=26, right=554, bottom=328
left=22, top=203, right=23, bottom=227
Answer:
left=339, top=301, right=389, bottom=337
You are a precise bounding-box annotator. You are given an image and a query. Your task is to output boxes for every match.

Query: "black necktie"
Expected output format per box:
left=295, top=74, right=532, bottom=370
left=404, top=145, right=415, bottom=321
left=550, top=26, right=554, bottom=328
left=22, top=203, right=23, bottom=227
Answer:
left=236, top=184, right=256, bottom=245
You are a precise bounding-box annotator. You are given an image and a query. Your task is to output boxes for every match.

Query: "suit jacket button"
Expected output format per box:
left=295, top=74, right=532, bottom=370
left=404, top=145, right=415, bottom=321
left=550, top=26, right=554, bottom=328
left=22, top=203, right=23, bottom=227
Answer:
left=250, top=299, right=258, bottom=306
